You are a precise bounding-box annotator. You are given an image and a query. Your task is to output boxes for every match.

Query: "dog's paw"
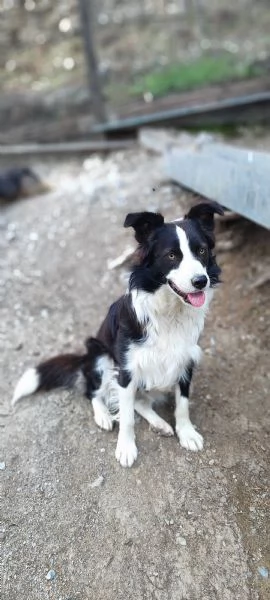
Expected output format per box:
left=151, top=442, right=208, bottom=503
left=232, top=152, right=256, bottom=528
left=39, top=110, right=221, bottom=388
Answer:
left=151, top=418, right=174, bottom=437
left=177, top=421, right=204, bottom=451
left=115, top=436, right=138, bottom=467
left=94, top=408, right=114, bottom=431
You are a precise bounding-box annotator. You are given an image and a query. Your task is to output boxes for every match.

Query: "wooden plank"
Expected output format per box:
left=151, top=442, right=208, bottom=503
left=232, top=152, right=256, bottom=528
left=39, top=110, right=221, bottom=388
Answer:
left=165, top=146, right=270, bottom=229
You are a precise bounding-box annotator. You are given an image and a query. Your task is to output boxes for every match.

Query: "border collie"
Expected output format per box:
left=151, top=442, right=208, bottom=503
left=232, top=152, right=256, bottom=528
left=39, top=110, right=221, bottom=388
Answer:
left=13, top=201, right=223, bottom=467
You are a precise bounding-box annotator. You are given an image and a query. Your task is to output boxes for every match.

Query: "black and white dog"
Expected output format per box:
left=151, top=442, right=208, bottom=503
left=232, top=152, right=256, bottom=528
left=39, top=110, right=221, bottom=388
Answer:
left=13, top=201, right=223, bottom=467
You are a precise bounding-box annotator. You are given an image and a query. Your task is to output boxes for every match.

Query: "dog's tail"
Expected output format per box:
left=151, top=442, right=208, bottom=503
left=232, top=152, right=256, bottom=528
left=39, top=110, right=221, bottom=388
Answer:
left=12, top=337, right=107, bottom=407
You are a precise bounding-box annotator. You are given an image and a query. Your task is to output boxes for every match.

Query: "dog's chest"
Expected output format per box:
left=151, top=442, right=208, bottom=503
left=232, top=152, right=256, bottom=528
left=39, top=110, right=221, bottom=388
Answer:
left=126, top=313, right=203, bottom=391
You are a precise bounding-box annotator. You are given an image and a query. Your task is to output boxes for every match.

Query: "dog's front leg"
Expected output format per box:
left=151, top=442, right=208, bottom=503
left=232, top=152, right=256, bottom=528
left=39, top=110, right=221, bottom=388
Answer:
left=175, top=365, right=204, bottom=451
left=115, top=371, right=137, bottom=467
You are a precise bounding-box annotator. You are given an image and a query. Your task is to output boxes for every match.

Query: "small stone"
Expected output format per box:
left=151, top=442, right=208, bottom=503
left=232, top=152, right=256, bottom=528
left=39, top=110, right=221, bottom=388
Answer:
left=15, top=343, right=23, bottom=351
left=100, top=448, right=105, bottom=453
left=6, top=231, right=16, bottom=242
left=29, top=232, right=39, bottom=241
left=0, top=462, right=6, bottom=470
left=90, top=475, right=104, bottom=488
left=209, top=459, right=215, bottom=466
left=176, top=535, right=187, bottom=546
left=258, top=567, right=268, bottom=579
left=46, top=569, right=56, bottom=581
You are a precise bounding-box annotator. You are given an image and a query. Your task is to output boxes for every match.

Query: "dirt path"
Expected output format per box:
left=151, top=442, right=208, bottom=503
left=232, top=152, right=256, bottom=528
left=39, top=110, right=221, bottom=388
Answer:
left=1, top=148, right=269, bottom=600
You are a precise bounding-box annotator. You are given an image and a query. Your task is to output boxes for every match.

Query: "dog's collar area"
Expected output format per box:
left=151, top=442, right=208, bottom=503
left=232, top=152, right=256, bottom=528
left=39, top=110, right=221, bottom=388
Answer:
left=167, top=279, right=205, bottom=308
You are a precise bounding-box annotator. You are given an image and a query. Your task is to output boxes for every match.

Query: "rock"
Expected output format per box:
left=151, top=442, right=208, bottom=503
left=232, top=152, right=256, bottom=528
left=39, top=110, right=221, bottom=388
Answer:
left=176, top=535, right=187, bottom=546
left=90, top=475, right=105, bottom=488
left=0, top=462, right=6, bottom=470
left=46, top=569, right=56, bottom=581
left=258, top=566, right=268, bottom=579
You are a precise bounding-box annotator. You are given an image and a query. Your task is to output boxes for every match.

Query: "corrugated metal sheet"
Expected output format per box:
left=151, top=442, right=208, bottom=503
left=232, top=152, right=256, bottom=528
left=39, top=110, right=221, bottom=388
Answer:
left=165, top=143, right=270, bottom=229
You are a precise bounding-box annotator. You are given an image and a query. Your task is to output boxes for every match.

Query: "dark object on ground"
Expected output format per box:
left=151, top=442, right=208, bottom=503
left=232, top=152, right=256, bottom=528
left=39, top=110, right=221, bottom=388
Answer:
left=0, top=167, right=49, bottom=202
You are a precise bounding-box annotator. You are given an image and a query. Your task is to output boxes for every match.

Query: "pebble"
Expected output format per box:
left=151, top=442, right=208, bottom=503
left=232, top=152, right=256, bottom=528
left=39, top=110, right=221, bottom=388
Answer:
left=6, top=231, right=16, bottom=242
left=258, top=566, right=268, bottom=579
left=0, top=462, right=6, bottom=470
left=90, top=475, right=104, bottom=488
left=176, top=535, right=187, bottom=546
left=208, top=459, right=215, bottom=466
left=46, top=569, right=56, bottom=581
left=29, top=232, right=39, bottom=241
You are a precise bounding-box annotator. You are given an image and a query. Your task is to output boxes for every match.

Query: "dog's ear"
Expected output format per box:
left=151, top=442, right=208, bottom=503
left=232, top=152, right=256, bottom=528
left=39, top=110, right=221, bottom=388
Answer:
left=124, top=211, right=164, bottom=243
left=185, top=201, right=223, bottom=246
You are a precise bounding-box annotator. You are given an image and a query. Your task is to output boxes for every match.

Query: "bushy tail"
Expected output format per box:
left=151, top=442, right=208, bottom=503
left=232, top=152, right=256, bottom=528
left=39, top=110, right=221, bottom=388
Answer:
left=12, top=337, right=107, bottom=407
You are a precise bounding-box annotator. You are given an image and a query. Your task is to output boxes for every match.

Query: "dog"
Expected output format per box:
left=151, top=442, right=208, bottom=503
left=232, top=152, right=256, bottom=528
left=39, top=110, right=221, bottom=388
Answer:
left=0, top=167, right=49, bottom=203
left=12, top=200, right=223, bottom=467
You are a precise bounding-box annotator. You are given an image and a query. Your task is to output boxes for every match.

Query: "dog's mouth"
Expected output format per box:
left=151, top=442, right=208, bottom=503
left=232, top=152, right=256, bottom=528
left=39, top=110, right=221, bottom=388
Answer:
left=168, top=280, right=205, bottom=308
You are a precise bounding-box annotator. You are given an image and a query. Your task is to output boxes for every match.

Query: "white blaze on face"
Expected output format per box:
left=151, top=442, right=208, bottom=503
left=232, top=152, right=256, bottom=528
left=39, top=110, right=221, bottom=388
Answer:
left=168, top=226, right=209, bottom=293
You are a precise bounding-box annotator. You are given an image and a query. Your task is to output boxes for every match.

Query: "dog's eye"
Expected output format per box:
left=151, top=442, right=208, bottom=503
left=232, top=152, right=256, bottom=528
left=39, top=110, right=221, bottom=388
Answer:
left=199, top=247, right=206, bottom=256
left=168, top=252, right=176, bottom=260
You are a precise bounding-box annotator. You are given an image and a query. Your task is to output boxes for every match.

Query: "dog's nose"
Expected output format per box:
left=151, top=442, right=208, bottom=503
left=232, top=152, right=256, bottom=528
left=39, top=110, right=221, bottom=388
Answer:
left=191, top=275, right=208, bottom=290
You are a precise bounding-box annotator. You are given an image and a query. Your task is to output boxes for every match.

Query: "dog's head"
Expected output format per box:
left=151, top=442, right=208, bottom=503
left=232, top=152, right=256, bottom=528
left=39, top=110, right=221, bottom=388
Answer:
left=124, top=201, right=223, bottom=309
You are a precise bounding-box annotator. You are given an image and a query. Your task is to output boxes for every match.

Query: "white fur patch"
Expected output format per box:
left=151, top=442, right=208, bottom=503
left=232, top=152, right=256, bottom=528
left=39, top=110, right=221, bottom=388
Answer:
left=115, top=381, right=137, bottom=467
left=135, top=396, right=174, bottom=436
left=177, top=421, right=204, bottom=451
left=168, top=226, right=210, bottom=295
left=12, top=368, right=40, bottom=406
left=175, top=390, right=204, bottom=451
left=128, top=287, right=204, bottom=392
left=92, top=396, right=114, bottom=431
left=115, top=435, right=138, bottom=468
left=95, top=355, right=119, bottom=417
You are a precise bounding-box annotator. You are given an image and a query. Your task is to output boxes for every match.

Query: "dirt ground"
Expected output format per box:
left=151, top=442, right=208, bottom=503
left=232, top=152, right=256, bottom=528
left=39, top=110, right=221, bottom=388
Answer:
left=1, top=145, right=269, bottom=600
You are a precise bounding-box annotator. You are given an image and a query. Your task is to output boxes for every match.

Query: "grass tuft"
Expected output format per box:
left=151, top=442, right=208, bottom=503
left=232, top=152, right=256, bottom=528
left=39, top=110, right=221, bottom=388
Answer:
left=131, top=53, right=263, bottom=98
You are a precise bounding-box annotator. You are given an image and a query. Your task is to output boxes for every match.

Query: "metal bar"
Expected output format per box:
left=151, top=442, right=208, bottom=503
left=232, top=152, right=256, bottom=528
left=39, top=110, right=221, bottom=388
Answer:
left=165, top=147, right=270, bottom=229
left=78, top=0, right=106, bottom=124
left=91, top=92, right=270, bottom=134
left=0, top=140, right=135, bottom=156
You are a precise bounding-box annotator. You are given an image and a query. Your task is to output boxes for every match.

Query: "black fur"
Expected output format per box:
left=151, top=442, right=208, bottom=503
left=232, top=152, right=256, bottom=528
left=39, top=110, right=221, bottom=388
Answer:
left=37, top=337, right=109, bottom=396
left=179, top=363, right=194, bottom=398
left=0, top=167, right=39, bottom=201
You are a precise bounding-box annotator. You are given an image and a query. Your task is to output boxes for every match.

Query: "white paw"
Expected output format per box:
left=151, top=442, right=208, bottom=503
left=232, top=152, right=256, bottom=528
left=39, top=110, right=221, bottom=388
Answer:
left=115, top=436, right=138, bottom=468
left=177, top=421, right=204, bottom=451
left=151, top=418, right=174, bottom=437
left=94, top=409, right=114, bottom=431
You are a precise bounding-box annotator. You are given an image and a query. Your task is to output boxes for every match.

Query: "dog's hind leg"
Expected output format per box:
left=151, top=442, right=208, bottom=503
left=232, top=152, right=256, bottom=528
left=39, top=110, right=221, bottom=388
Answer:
left=92, top=394, right=114, bottom=431
left=135, top=395, right=174, bottom=437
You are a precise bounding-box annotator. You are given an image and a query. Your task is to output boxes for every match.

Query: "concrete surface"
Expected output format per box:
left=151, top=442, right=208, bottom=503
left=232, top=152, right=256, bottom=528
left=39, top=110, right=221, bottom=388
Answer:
left=1, top=148, right=269, bottom=600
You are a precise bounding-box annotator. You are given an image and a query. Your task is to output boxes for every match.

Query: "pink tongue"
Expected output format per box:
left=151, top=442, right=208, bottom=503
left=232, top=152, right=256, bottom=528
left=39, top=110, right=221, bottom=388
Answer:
left=187, top=291, right=205, bottom=307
